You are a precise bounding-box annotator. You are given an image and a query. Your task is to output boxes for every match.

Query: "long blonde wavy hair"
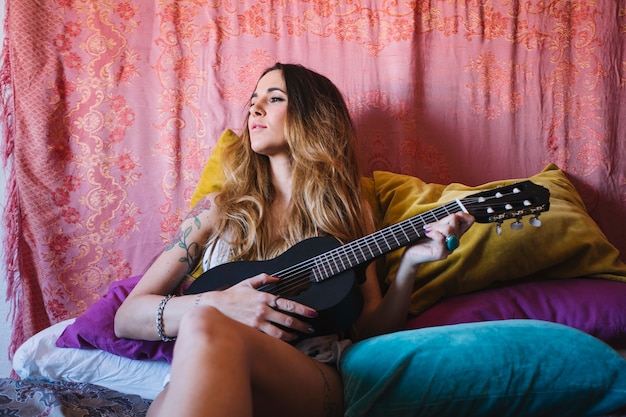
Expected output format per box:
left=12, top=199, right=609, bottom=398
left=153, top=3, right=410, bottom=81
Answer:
left=209, top=63, right=367, bottom=261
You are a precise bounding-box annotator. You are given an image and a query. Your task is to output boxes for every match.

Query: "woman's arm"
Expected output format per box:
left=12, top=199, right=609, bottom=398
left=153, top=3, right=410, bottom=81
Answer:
left=352, top=202, right=474, bottom=340
left=115, top=193, right=319, bottom=342
left=114, top=194, right=217, bottom=340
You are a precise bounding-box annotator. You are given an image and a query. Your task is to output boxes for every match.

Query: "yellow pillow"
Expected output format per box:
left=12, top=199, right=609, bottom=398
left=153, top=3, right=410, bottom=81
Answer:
left=191, top=129, right=379, bottom=211
left=190, top=129, right=239, bottom=208
left=190, top=134, right=625, bottom=314
left=374, top=164, right=626, bottom=315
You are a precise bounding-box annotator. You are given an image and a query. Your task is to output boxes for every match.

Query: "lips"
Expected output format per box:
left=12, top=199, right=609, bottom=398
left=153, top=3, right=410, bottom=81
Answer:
left=250, top=122, right=266, bottom=131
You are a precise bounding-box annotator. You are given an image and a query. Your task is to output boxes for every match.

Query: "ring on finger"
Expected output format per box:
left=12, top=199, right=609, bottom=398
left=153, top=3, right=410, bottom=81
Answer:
left=445, top=235, right=460, bottom=251
left=270, top=295, right=282, bottom=309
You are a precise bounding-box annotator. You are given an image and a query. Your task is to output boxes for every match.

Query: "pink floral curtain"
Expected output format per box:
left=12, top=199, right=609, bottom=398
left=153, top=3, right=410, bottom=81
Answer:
left=2, top=0, right=625, bottom=358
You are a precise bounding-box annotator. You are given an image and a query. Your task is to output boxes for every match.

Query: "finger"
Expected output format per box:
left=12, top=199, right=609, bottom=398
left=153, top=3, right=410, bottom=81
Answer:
left=461, top=213, right=475, bottom=232
left=423, top=225, right=451, bottom=242
left=272, top=296, right=318, bottom=318
left=431, top=231, right=453, bottom=256
left=264, top=290, right=318, bottom=318
left=442, top=213, right=475, bottom=252
left=267, top=296, right=317, bottom=328
left=453, top=212, right=474, bottom=232
left=267, top=309, right=315, bottom=337
left=427, top=213, right=472, bottom=239
left=256, top=303, right=314, bottom=342
left=260, top=322, right=299, bottom=342
left=242, top=273, right=279, bottom=289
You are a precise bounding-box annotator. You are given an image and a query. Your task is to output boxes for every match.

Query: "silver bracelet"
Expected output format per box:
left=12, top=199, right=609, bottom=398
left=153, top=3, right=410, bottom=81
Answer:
left=156, top=294, right=177, bottom=342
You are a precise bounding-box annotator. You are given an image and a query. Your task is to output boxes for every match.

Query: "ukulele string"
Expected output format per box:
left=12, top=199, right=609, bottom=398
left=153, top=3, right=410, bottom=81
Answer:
left=263, top=202, right=458, bottom=294
left=258, top=193, right=524, bottom=295
left=256, top=201, right=463, bottom=295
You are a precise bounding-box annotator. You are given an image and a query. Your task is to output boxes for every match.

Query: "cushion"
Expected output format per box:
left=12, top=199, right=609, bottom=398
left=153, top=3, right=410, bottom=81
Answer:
left=55, top=274, right=626, bottom=365
left=374, top=164, right=626, bottom=314
left=56, top=133, right=626, bottom=368
left=405, top=278, right=626, bottom=349
left=56, top=275, right=175, bottom=362
left=340, top=320, right=626, bottom=417
left=14, top=318, right=169, bottom=400
left=190, top=128, right=239, bottom=208
left=190, top=133, right=626, bottom=316
left=189, top=128, right=381, bottom=214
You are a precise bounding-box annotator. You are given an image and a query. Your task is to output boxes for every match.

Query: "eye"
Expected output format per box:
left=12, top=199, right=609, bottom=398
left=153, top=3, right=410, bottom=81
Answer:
left=269, top=96, right=285, bottom=103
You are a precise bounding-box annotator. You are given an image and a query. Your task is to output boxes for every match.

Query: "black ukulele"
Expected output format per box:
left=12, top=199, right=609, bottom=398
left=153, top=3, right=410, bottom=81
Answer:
left=185, top=181, right=550, bottom=337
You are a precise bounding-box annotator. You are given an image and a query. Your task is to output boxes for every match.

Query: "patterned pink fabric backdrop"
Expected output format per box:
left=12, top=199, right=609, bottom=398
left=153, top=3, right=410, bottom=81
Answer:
left=2, top=0, right=625, bottom=357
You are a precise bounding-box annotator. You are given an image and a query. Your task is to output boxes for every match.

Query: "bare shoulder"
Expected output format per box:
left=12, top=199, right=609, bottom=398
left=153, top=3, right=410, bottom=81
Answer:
left=165, top=192, right=220, bottom=251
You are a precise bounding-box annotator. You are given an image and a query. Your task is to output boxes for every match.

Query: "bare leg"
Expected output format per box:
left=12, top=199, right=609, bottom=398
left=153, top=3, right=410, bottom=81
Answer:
left=149, top=306, right=343, bottom=417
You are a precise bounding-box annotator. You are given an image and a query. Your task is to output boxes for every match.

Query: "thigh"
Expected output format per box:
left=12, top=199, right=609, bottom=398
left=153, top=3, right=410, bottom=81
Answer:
left=152, top=306, right=344, bottom=417
left=237, top=314, right=345, bottom=417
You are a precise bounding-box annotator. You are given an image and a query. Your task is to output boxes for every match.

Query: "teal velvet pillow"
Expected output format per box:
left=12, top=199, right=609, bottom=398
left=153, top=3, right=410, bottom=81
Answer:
left=340, top=320, right=626, bottom=417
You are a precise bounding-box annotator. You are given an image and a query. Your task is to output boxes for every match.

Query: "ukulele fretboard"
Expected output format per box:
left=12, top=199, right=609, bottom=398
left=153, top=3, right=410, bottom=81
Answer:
left=308, top=199, right=466, bottom=282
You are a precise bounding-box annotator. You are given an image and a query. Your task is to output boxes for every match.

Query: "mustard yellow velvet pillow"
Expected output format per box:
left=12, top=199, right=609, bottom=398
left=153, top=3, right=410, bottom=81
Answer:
left=190, top=129, right=380, bottom=212
left=190, top=134, right=626, bottom=315
left=374, top=164, right=626, bottom=315
left=190, top=129, right=239, bottom=208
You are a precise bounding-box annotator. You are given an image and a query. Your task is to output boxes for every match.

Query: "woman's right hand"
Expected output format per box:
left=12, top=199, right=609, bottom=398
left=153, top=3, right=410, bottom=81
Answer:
left=204, top=274, right=318, bottom=342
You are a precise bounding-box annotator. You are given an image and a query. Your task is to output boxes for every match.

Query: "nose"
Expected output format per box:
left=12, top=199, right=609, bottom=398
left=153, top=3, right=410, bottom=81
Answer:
left=249, top=102, right=265, bottom=117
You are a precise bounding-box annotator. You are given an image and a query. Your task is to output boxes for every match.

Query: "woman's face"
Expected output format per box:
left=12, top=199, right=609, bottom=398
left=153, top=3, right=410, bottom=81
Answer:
left=248, top=69, right=289, bottom=157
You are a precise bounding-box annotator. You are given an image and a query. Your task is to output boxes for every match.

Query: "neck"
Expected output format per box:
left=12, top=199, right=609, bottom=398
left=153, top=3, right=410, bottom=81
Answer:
left=269, top=155, right=293, bottom=205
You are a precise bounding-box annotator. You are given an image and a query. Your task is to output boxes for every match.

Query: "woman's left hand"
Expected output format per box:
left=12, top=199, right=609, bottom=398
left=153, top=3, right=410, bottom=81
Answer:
left=401, top=212, right=474, bottom=266
left=352, top=211, right=475, bottom=339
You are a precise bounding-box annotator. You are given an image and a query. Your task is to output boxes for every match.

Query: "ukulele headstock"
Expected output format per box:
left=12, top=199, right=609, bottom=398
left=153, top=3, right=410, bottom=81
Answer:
left=462, top=181, right=550, bottom=234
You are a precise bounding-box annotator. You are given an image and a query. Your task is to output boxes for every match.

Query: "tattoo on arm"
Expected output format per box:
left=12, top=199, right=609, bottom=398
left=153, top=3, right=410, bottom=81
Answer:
left=187, top=196, right=212, bottom=219
left=165, top=198, right=212, bottom=275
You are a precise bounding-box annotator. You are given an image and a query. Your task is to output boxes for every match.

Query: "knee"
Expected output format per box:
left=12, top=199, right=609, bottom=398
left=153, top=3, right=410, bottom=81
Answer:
left=177, top=306, right=248, bottom=352
left=174, top=307, right=255, bottom=371
left=179, top=306, right=228, bottom=338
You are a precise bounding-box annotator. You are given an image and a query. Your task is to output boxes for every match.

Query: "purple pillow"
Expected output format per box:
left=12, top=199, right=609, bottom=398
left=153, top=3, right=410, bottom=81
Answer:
left=57, top=276, right=626, bottom=362
left=56, top=275, right=174, bottom=362
left=405, top=278, right=626, bottom=349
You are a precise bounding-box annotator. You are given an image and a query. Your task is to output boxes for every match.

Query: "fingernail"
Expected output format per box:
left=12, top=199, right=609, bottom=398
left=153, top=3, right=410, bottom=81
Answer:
left=308, top=327, right=316, bottom=333
left=308, top=310, right=318, bottom=318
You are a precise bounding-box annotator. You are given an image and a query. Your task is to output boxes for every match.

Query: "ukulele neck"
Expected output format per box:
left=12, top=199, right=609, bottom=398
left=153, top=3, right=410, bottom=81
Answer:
left=310, top=199, right=466, bottom=282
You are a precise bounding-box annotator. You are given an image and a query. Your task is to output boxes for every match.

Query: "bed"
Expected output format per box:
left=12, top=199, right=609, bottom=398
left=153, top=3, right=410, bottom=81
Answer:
left=2, top=0, right=626, bottom=416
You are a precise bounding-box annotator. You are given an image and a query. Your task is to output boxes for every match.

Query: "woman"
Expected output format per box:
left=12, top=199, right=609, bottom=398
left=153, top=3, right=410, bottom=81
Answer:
left=114, top=62, right=474, bottom=417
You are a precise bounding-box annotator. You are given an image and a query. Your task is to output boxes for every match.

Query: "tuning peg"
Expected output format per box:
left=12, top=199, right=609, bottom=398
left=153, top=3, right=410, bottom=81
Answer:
left=510, top=218, right=523, bottom=230
left=529, top=215, right=542, bottom=227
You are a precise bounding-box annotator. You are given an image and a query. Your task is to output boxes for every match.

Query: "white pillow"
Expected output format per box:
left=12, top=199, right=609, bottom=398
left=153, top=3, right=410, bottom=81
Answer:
left=12, top=319, right=169, bottom=400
